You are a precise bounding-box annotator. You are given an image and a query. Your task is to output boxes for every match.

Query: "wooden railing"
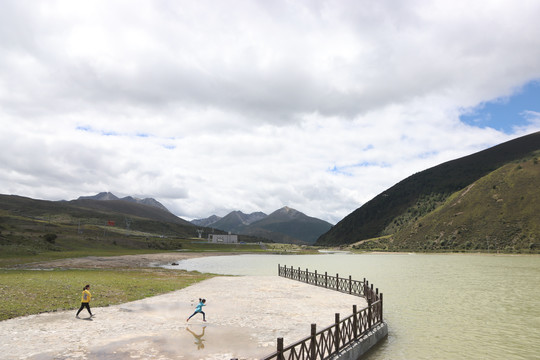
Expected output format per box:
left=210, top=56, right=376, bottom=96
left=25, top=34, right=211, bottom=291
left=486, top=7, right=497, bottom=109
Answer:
left=261, top=265, right=384, bottom=360
left=278, top=265, right=367, bottom=297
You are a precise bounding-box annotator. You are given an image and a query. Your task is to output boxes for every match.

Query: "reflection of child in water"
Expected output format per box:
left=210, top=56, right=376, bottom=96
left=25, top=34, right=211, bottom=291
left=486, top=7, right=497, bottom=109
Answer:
left=187, top=298, right=206, bottom=322
left=186, top=326, right=206, bottom=350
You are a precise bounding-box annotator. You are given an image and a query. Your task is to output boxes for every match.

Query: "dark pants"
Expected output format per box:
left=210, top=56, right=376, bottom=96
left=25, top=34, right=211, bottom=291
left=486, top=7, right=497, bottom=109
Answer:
left=188, top=310, right=205, bottom=321
left=77, top=302, right=92, bottom=316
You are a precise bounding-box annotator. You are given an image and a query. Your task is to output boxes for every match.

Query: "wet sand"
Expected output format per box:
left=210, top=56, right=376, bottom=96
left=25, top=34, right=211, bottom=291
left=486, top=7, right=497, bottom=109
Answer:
left=0, top=275, right=367, bottom=360
left=14, top=252, right=233, bottom=269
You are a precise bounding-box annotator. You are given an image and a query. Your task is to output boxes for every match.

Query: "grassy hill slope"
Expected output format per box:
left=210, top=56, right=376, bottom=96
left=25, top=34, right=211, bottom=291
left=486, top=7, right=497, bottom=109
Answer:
left=386, top=157, right=540, bottom=252
left=0, top=195, right=201, bottom=263
left=316, top=131, right=540, bottom=246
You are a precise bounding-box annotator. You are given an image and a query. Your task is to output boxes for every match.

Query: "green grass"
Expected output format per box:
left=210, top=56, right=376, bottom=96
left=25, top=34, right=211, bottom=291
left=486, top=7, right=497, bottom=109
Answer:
left=0, top=268, right=214, bottom=321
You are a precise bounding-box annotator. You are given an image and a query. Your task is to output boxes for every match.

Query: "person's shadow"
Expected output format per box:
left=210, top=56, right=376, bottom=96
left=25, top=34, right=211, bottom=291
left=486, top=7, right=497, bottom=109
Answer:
left=186, top=326, right=206, bottom=350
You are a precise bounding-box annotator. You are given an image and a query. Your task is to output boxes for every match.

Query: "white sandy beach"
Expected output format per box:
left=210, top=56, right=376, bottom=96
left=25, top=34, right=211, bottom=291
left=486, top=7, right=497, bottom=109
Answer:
left=0, top=275, right=367, bottom=360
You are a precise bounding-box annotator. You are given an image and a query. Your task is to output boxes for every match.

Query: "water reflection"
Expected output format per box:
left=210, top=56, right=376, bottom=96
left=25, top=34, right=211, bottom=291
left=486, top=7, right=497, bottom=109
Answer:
left=186, top=325, right=206, bottom=350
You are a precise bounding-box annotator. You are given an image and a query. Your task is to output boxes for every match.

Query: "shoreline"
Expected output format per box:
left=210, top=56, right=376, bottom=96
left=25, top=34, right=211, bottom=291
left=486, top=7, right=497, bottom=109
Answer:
left=17, top=249, right=537, bottom=271
left=13, top=251, right=250, bottom=270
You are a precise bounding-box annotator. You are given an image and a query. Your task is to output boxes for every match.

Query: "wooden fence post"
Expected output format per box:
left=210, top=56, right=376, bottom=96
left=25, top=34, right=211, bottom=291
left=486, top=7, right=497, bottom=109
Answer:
left=334, top=313, right=340, bottom=354
left=380, top=293, right=384, bottom=322
left=311, top=323, right=317, bottom=360
left=367, top=298, right=372, bottom=331
left=277, top=337, right=284, bottom=360
left=352, top=305, right=358, bottom=338
left=365, top=280, right=369, bottom=301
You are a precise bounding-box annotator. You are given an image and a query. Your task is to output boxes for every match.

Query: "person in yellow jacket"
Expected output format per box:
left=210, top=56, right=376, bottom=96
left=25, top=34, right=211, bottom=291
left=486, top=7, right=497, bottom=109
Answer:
left=76, top=284, right=94, bottom=318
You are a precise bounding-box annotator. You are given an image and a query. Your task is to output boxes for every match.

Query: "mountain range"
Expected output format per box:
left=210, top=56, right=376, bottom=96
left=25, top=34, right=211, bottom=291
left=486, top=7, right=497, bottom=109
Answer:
left=192, top=207, right=333, bottom=245
left=191, top=211, right=266, bottom=230
left=75, top=193, right=332, bottom=244
left=78, top=192, right=170, bottom=213
left=317, top=131, right=540, bottom=252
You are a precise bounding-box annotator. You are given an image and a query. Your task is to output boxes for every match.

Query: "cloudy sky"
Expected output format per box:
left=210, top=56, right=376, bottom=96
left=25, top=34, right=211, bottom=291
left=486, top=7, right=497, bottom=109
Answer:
left=1, top=0, right=540, bottom=224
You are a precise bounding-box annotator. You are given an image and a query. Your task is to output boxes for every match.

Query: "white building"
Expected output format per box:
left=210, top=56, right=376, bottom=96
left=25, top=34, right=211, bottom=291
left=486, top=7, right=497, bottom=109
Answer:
left=208, top=234, right=238, bottom=244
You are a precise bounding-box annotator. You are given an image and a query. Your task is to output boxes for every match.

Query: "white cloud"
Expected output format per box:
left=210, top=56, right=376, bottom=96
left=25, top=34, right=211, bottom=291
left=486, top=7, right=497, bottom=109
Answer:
left=1, top=0, right=540, bottom=224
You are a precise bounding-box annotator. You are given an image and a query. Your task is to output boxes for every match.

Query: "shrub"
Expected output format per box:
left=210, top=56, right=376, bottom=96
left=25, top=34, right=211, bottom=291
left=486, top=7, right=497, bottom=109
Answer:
left=43, top=233, right=57, bottom=244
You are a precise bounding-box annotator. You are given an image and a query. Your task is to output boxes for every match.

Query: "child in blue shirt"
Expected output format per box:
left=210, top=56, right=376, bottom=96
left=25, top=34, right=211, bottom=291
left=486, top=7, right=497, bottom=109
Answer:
left=187, top=298, right=206, bottom=322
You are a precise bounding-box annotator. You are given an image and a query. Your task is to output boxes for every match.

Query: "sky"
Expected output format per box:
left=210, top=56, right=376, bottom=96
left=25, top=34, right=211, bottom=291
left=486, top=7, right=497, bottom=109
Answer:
left=1, top=0, right=540, bottom=224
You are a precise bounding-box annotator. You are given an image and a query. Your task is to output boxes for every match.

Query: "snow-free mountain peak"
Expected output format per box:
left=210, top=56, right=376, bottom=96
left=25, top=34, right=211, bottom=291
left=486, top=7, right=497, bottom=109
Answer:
left=77, top=192, right=170, bottom=213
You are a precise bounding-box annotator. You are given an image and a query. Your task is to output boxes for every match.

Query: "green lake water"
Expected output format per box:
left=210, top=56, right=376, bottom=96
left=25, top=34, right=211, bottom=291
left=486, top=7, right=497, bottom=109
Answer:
left=170, top=253, right=540, bottom=360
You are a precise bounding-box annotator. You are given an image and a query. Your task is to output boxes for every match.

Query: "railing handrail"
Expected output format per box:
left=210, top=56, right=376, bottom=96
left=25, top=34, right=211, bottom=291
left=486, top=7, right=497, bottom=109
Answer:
left=261, top=265, right=384, bottom=360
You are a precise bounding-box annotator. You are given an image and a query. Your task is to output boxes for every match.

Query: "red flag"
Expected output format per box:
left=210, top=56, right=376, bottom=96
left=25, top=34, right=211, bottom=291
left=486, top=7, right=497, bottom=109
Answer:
left=107, top=220, right=115, bottom=226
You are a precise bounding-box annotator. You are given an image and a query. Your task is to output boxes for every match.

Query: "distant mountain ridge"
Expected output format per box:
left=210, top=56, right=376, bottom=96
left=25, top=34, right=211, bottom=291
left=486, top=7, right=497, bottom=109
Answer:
left=191, top=215, right=223, bottom=227
left=78, top=192, right=170, bottom=213
left=0, top=193, right=195, bottom=237
left=192, top=207, right=332, bottom=244
left=192, top=211, right=268, bottom=231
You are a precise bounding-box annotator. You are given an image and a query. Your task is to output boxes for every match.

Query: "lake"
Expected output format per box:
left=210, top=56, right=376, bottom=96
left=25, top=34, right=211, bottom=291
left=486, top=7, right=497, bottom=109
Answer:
left=166, top=253, right=540, bottom=360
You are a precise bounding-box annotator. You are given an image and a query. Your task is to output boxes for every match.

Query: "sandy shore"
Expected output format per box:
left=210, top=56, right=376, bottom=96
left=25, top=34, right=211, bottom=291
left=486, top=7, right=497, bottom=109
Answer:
left=2, top=253, right=367, bottom=359
left=16, top=252, right=234, bottom=269
left=0, top=275, right=367, bottom=360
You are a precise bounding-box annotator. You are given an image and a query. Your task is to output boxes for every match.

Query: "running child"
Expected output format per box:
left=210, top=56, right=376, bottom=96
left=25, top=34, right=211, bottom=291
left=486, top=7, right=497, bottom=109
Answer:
left=187, top=298, right=206, bottom=322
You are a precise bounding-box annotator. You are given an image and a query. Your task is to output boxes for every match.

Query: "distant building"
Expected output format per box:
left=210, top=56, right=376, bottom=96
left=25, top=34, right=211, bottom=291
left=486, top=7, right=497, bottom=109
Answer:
left=208, top=234, right=238, bottom=244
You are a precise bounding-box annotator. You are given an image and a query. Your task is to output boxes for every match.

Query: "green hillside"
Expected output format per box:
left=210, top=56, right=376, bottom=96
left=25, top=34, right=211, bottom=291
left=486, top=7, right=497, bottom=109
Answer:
left=0, top=195, right=264, bottom=265
left=386, top=157, right=540, bottom=252
left=316, top=131, right=540, bottom=251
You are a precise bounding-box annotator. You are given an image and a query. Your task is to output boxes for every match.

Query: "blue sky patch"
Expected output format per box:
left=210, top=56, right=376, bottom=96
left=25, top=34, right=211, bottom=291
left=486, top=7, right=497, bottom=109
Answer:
left=460, top=80, right=540, bottom=133
left=328, top=160, right=389, bottom=176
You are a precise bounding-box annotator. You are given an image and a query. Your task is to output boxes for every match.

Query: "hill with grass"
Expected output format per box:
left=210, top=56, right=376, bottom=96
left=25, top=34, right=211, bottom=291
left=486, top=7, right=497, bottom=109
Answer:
left=385, top=157, right=540, bottom=252
left=0, top=194, right=215, bottom=261
left=316, top=131, right=540, bottom=253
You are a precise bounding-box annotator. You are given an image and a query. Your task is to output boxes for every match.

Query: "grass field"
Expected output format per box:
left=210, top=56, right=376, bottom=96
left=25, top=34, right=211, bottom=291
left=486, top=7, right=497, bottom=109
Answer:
left=0, top=242, right=318, bottom=321
left=0, top=268, right=214, bottom=321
